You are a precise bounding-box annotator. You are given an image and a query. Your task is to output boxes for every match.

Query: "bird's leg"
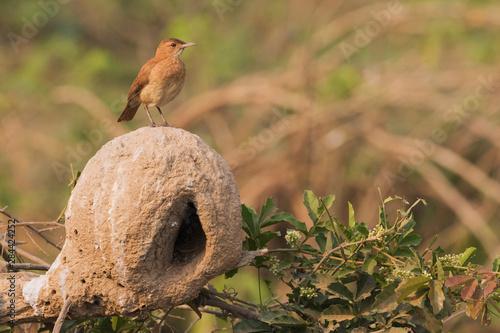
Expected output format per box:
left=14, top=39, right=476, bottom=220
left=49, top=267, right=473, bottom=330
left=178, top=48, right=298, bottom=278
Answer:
left=156, top=107, right=170, bottom=127
left=144, top=105, right=157, bottom=127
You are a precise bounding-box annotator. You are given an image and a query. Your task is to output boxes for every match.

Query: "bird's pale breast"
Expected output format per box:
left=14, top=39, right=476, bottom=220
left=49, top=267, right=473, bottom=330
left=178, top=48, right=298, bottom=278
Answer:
left=140, top=58, right=186, bottom=107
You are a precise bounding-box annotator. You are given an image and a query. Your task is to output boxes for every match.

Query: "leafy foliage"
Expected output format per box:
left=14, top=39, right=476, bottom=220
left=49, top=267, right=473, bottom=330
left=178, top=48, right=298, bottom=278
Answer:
left=235, top=191, right=500, bottom=332
left=5, top=191, right=499, bottom=332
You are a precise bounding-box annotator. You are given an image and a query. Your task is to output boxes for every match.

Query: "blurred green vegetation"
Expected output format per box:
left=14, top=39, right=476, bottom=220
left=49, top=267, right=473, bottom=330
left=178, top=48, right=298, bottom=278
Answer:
left=1, top=0, right=500, bottom=331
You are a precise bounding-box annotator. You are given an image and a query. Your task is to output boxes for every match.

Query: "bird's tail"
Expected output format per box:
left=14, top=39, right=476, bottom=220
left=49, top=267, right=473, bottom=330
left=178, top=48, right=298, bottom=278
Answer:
left=117, top=102, right=140, bottom=122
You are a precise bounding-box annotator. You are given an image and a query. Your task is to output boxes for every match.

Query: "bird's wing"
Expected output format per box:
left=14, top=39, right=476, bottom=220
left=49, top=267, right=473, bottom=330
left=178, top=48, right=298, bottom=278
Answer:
left=126, top=57, right=160, bottom=102
left=117, top=58, right=160, bottom=122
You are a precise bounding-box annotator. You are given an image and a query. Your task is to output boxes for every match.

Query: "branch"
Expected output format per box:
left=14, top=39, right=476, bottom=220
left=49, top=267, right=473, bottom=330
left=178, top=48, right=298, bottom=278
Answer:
left=204, top=298, right=258, bottom=320
left=235, top=249, right=268, bottom=268
left=9, top=263, right=50, bottom=271
left=0, top=209, right=63, bottom=251
left=310, top=237, right=381, bottom=280
left=53, top=297, right=72, bottom=333
left=0, top=238, right=50, bottom=266
left=297, top=237, right=381, bottom=304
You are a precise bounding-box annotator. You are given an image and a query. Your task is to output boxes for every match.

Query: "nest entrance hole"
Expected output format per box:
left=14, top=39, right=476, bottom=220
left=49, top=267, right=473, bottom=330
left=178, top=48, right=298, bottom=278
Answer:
left=172, top=202, right=206, bottom=263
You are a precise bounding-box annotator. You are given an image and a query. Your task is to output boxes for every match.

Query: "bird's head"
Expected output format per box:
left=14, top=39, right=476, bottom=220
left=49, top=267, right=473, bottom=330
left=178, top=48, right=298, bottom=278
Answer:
left=156, top=38, right=197, bottom=58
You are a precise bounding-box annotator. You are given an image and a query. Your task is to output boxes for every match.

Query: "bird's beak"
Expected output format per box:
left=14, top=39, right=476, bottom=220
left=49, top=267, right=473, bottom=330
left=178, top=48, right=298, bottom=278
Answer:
left=180, top=42, right=197, bottom=48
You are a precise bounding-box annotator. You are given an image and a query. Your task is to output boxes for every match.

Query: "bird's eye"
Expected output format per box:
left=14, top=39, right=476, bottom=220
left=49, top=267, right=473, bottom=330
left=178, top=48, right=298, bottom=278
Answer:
left=170, top=43, right=176, bottom=47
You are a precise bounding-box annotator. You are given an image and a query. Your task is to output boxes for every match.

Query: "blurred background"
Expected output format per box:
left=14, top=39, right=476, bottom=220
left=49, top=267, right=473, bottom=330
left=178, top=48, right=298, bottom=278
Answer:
left=1, top=0, right=500, bottom=331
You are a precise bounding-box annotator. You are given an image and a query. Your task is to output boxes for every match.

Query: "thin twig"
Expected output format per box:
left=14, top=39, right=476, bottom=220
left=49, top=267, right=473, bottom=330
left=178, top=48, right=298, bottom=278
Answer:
left=21, top=226, right=48, bottom=256
left=235, top=249, right=269, bottom=268
left=157, top=307, right=174, bottom=328
left=0, top=238, right=50, bottom=266
left=488, top=299, right=500, bottom=316
left=329, top=244, right=363, bottom=277
left=0, top=209, right=63, bottom=251
left=442, top=309, right=466, bottom=323
left=304, top=237, right=381, bottom=287
left=37, top=226, right=64, bottom=233
left=53, top=297, right=72, bottom=333
left=26, top=224, right=63, bottom=251
left=268, top=301, right=289, bottom=309
left=203, top=298, right=259, bottom=320
left=176, top=305, right=225, bottom=317
left=321, top=199, right=347, bottom=260
left=0, top=221, right=65, bottom=227
left=210, top=290, right=259, bottom=308
left=297, top=237, right=380, bottom=305
left=9, top=263, right=50, bottom=271
left=373, top=247, right=405, bottom=265
left=131, top=314, right=150, bottom=333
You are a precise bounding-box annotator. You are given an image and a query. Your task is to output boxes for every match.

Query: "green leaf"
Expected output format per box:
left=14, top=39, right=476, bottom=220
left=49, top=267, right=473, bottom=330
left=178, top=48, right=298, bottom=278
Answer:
left=355, top=223, right=369, bottom=237
left=256, top=231, right=280, bottom=248
left=398, top=234, right=422, bottom=247
left=459, top=247, right=477, bottom=266
left=97, top=317, right=114, bottom=332
left=436, top=259, right=444, bottom=283
left=111, top=316, right=118, bottom=331
left=378, top=206, right=387, bottom=228
left=264, top=212, right=307, bottom=234
left=333, top=265, right=355, bottom=278
left=348, top=202, right=356, bottom=229
left=406, top=287, right=427, bottom=309
left=298, top=244, right=317, bottom=254
left=396, top=275, right=431, bottom=303
left=355, top=274, right=377, bottom=301
left=225, top=268, right=238, bottom=279
left=428, top=234, right=438, bottom=249
left=392, top=248, right=414, bottom=258
left=258, top=310, right=307, bottom=326
left=334, top=221, right=351, bottom=240
left=493, top=257, right=500, bottom=272
left=315, top=273, right=337, bottom=292
left=242, top=204, right=259, bottom=238
left=244, top=238, right=258, bottom=251
left=290, top=305, right=322, bottom=321
left=327, top=282, right=354, bottom=300
left=233, top=319, right=272, bottom=332
left=411, top=307, right=443, bottom=332
left=259, top=197, right=278, bottom=226
left=318, top=195, right=335, bottom=219
left=111, top=316, right=130, bottom=332
left=428, top=280, right=445, bottom=315
left=58, top=320, right=88, bottom=333
left=383, top=195, right=402, bottom=204
left=363, top=255, right=377, bottom=275
left=315, top=233, right=327, bottom=252
left=275, top=258, right=292, bottom=272
left=373, top=283, right=398, bottom=313
left=399, top=219, right=416, bottom=235
left=321, top=305, right=355, bottom=322
left=303, top=190, right=319, bottom=223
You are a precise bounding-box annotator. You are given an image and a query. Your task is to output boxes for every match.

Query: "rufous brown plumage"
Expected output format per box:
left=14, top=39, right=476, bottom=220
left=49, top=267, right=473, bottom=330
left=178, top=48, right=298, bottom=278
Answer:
left=117, top=38, right=197, bottom=126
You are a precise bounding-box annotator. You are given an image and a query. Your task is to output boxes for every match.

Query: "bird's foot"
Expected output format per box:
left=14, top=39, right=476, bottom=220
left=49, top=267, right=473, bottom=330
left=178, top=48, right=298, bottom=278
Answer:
left=148, top=123, right=158, bottom=127
left=160, top=122, right=171, bottom=127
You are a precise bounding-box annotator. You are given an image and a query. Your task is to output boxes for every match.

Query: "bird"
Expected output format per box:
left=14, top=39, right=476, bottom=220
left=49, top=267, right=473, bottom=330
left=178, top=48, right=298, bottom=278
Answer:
left=117, top=38, right=197, bottom=127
